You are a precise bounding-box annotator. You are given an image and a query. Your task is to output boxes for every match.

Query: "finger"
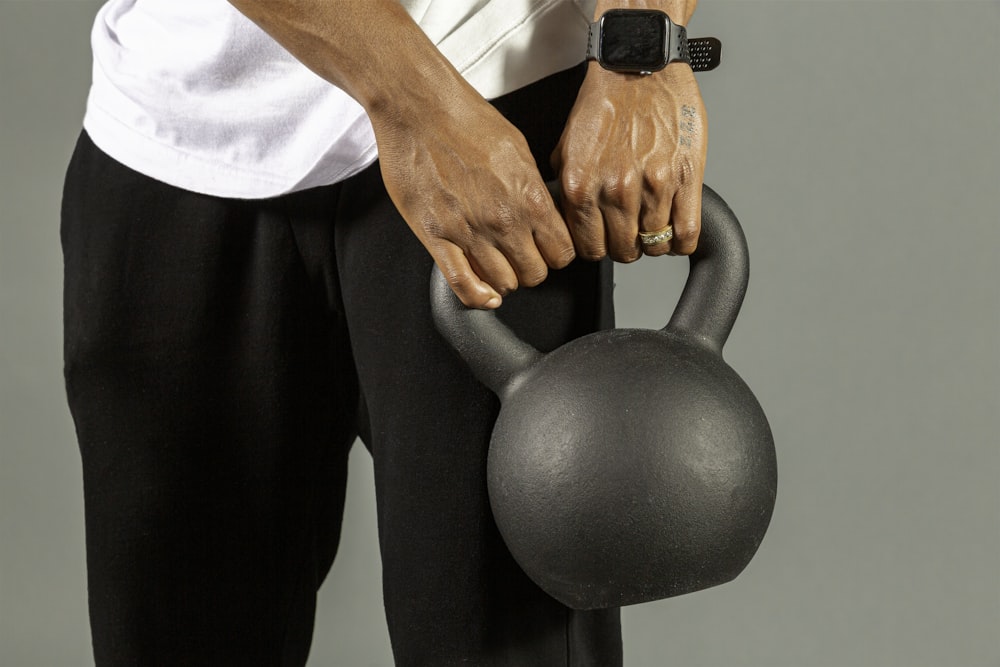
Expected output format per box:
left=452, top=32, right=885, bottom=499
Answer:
left=520, top=181, right=575, bottom=271
left=466, top=182, right=558, bottom=287
left=495, top=230, right=550, bottom=288
left=669, top=180, right=703, bottom=256
left=601, top=184, right=642, bottom=263
left=433, top=243, right=503, bottom=310
left=465, top=243, right=520, bottom=297
left=561, top=178, right=607, bottom=261
left=533, top=224, right=576, bottom=271
left=639, top=199, right=674, bottom=257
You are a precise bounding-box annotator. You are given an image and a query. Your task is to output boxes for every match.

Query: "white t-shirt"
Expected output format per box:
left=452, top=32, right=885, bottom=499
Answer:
left=83, top=0, right=597, bottom=199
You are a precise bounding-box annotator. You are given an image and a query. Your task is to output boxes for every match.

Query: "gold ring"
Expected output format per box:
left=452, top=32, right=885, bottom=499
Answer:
left=638, top=226, right=674, bottom=246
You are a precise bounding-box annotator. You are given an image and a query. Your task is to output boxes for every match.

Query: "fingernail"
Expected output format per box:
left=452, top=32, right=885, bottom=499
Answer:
left=484, top=296, right=502, bottom=309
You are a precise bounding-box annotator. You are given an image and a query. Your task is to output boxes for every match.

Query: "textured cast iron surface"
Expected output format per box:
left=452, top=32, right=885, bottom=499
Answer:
left=431, top=185, right=777, bottom=609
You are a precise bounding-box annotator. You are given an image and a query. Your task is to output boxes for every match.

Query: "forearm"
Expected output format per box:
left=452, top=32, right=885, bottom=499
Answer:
left=227, top=0, right=476, bottom=124
left=593, top=0, right=697, bottom=25
left=230, top=0, right=576, bottom=310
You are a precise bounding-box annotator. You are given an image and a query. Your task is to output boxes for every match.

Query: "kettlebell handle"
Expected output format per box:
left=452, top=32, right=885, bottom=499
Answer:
left=430, top=183, right=749, bottom=398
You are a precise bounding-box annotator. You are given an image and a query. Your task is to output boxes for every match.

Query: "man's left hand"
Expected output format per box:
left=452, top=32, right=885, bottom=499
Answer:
left=552, top=61, right=707, bottom=261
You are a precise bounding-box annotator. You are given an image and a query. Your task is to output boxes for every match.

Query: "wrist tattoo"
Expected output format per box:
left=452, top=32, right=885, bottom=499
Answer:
left=678, top=105, right=698, bottom=148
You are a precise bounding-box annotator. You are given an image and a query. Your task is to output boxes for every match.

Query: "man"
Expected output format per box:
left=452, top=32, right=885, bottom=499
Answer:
left=62, top=0, right=708, bottom=664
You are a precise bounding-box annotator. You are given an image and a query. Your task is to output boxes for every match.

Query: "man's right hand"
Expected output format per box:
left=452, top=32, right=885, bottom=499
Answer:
left=371, top=91, right=575, bottom=309
left=228, top=0, right=573, bottom=310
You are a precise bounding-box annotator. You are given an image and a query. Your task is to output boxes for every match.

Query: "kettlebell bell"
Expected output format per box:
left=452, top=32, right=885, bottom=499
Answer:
left=430, top=184, right=776, bottom=610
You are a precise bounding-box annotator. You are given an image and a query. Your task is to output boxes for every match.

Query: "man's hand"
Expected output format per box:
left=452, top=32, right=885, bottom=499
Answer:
left=228, top=0, right=572, bottom=309
left=371, top=90, right=575, bottom=310
left=553, top=62, right=707, bottom=261
left=552, top=2, right=707, bottom=261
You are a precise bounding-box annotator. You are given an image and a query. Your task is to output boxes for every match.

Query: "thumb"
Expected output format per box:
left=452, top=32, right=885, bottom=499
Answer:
left=434, top=243, right=503, bottom=309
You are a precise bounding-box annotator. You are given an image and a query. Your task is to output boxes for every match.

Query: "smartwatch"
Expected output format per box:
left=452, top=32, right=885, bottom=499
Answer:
left=586, top=9, right=722, bottom=74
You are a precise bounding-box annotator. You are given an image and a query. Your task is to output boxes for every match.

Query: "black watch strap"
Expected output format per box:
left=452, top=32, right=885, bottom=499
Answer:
left=688, top=37, right=722, bottom=72
left=666, top=24, right=723, bottom=73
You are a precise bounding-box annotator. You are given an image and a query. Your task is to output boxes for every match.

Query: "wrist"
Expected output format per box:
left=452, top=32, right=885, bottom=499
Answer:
left=329, top=9, right=470, bottom=123
left=363, top=55, right=473, bottom=130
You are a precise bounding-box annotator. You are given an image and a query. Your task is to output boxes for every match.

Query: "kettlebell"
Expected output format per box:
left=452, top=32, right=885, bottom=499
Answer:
left=430, top=184, right=776, bottom=610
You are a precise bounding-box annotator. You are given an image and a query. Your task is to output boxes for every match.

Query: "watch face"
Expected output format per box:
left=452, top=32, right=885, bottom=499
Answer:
left=600, top=10, right=667, bottom=71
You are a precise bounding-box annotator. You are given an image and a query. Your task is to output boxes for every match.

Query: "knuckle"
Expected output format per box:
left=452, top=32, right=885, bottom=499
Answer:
left=671, top=229, right=699, bottom=255
left=561, top=170, right=595, bottom=208
left=609, top=233, right=641, bottom=264
left=604, top=171, right=636, bottom=202
left=551, top=243, right=576, bottom=268
left=496, top=279, right=518, bottom=296
left=421, top=214, right=448, bottom=241
left=605, top=170, right=639, bottom=205
left=617, top=249, right=642, bottom=264
left=675, top=218, right=700, bottom=241
left=578, top=246, right=606, bottom=262
left=520, top=264, right=548, bottom=288
left=675, top=155, right=697, bottom=185
left=420, top=194, right=464, bottom=240
left=645, top=161, right=672, bottom=190
left=522, top=184, right=554, bottom=222
left=443, top=266, right=469, bottom=291
left=445, top=274, right=486, bottom=307
left=477, top=264, right=518, bottom=296
left=601, top=175, right=628, bottom=208
left=484, top=203, right=517, bottom=238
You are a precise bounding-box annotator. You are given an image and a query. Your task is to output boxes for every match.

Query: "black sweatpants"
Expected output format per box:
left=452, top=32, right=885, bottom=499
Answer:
left=61, top=65, right=622, bottom=666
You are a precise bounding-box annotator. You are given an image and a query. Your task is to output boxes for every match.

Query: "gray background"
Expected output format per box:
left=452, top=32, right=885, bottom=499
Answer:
left=2, top=1, right=997, bottom=665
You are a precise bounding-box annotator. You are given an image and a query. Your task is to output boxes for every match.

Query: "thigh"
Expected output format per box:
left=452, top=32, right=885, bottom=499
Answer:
left=335, top=65, right=622, bottom=667
left=61, top=133, right=358, bottom=666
